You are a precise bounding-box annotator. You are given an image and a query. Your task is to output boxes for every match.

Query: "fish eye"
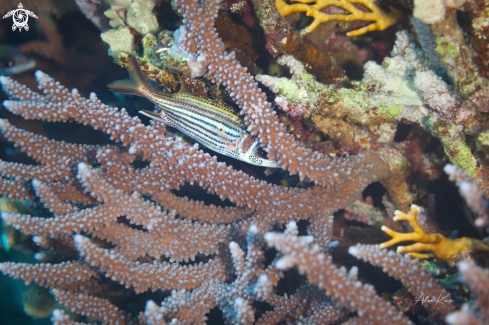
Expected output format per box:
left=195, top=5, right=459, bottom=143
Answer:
left=255, top=147, right=269, bottom=159
left=0, top=59, right=14, bottom=68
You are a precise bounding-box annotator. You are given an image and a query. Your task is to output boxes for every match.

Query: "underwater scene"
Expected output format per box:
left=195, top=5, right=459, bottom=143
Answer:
left=0, top=0, right=489, bottom=324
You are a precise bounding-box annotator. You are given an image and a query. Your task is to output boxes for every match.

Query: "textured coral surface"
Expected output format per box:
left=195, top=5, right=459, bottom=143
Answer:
left=1, top=0, right=489, bottom=324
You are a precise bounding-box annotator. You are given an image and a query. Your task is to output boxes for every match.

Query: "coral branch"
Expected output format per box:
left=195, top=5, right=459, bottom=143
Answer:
left=175, top=0, right=391, bottom=189
left=445, top=164, right=489, bottom=228
left=52, top=289, right=135, bottom=325
left=74, top=235, right=226, bottom=293
left=0, top=261, right=98, bottom=291
left=446, top=260, right=489, bottom=324
left=349, top=244, right=455, bottom=317
left=275, top=0, right=404, bottom=36
left=265, top=222, right=412, bottom=324
left=380, top=205, right=489, bottom=263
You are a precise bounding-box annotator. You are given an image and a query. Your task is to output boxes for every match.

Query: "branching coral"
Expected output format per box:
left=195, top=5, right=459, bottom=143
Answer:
left=275, top=0, right=404, bottom=36
left=2, top=0, right=489, bottom=324
left=380, top=205, right=489, bottom=263
left=446, top=260, right=489, bottom=325
left=445, top=163, right=489, bottom=228
left=0, top=1, right=391, bottom=317
left=265, top=222, right=412, bottom=324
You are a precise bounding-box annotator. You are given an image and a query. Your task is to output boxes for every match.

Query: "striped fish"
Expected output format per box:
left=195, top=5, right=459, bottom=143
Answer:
left=108, top=56, right=280, bottom=168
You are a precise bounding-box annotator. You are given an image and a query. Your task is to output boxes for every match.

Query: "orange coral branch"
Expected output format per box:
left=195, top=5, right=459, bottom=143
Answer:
left=52, top=289, right=135, bottom=325
left=380, top=205, right=489, bottom=262
left=349, top=244, right=455, bottom=318
left=275, top=0, right=404, bottom=36
left=265, top=222, right=411, bottom=324
left=74, top=235, right=227, bottom=293
left=0, top=262, right=99, bottom=291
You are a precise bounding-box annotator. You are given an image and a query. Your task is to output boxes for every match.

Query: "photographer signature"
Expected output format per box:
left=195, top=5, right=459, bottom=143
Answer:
left=415, top=293, right=454, bottom=305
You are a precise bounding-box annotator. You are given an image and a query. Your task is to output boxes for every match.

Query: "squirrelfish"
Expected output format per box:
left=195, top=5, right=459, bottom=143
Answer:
left=108, top=56, right=280, bottom=168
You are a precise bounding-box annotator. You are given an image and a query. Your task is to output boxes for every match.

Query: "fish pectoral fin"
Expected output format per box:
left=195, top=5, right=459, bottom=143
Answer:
left=226, top=142, right=237, bottom=151
left=215, top=126, right=237, bottom=150
left=140, top=109, right=170, bottom=124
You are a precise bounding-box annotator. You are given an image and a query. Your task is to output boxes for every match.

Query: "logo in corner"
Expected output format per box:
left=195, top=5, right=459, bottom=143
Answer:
left=2, top=3, right=38, bottom=32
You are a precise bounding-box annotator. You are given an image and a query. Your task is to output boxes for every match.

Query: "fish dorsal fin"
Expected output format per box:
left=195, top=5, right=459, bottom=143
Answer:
left=175, top=73, right=190, bottom=94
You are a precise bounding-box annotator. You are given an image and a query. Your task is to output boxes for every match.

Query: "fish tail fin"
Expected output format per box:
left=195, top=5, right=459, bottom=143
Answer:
left=107, top=56, right=150, bottom=96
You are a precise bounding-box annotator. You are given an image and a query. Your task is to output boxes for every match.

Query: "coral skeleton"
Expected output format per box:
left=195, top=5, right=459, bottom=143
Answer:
left=275, top=0, right=404, bottom=36
left=381, top=205, right=489, bottom=263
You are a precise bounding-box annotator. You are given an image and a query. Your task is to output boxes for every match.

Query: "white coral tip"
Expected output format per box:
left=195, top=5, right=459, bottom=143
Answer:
left=348, top=246, right=359, bottom=256
left=257, top=274, right=268, bottom=283
left=2, top=101, right=13, bottom=110
left=328, top=240, right=339, bottom=248
left=128, top=146, right=137, bottom=154
left=229, top=241, right=238, bottom=250
left=443, top=164, right=456, bottom=174
left=445, top=313, right=458, bottom=324
left=457, top=260, right=470, bottom=273
left=145, top=300, right=159, bottom=310
left=34, top=252, right=47, bottom=261
left=34, top=70, right=46, bottom=80
left=73, top=234, right=87, bottom=246
left=275, top=256, right=294, bottom=270
left=32, top=236, right=43, bottom=244
left=303, top=235, right=314, bottom=244
left=1, top=213, right=13, bottom=223
left=51, top=309, right=62, bottom=317
left=263, top=232, right=275, bottom=243
left=77, top=162, right=88, bottom=172
left=248, top=225, right=258, bottom=234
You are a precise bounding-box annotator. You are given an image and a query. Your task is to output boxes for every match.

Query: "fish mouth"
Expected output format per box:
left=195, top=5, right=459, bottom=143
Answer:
left=248, top=142, right=281, bottom=168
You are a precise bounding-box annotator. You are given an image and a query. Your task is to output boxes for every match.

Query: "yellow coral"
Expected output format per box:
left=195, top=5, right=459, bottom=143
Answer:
left=275, top=0, right=404, bottom=36
left=380, top=205, right=489, bottom=263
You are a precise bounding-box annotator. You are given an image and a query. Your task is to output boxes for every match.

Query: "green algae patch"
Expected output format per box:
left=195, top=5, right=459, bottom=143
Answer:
left=440, top=125, right=478, bottom=178
left=142, top=34, right=157, bottom=59
left=478, top=130, right=489, bottom=146
left=435, top=36, right=460, bottom=59
left=424, top=119, right=478, bottom=178
left=419, top=260, right=440, bottom=277
left=274, top=79, right=306, bottom=100
left=117, top=52, right=176, bottom=90
left=302, top=72, right=314, bottom=82
left=439, top=273, right=459, bottom=286
left=378, top=103, right=403, bottom=117
left=337, top=88, right=367, bottom=111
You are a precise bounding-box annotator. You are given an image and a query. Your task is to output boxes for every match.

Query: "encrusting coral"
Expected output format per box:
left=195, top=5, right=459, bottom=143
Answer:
left=257, top=19, right=489, bottom=207
left=275, top=0, right=404, bottom=36
left=381, top=205, right=489, bottom=263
